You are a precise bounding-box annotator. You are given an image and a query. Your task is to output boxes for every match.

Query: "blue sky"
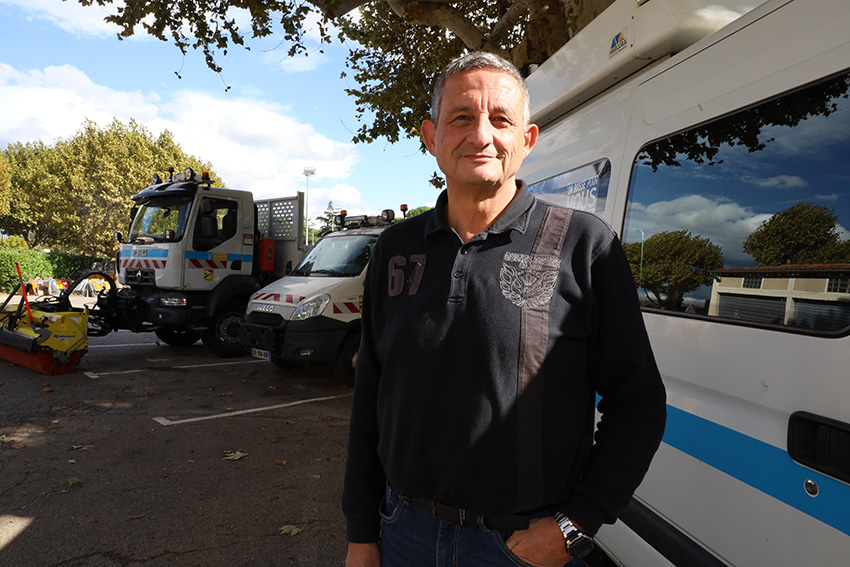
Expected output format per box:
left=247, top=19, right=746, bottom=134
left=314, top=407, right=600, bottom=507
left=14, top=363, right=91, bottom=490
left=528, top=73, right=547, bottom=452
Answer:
left=0, top=0, right=441, bottom=224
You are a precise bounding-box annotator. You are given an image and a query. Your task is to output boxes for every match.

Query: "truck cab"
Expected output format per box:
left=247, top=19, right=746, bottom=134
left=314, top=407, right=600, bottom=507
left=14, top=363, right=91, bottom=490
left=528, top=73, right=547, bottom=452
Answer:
left=240, top=209, right=398, bottom=383
left=115, top=168, right=303, bottom=356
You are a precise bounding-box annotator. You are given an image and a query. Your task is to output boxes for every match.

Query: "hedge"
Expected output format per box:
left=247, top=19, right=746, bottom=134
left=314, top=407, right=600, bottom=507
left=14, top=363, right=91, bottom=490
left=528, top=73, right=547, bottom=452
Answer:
left=0, top=249, right=102, bottom=293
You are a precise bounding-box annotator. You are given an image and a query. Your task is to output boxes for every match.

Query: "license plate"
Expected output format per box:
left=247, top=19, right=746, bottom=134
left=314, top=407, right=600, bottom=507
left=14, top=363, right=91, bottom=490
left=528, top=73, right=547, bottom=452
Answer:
left=251, top=348, right=271, bottom=361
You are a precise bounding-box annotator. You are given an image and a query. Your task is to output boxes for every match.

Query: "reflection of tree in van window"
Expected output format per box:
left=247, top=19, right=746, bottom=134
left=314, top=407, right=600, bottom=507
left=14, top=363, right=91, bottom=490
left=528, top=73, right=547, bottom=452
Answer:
left=624, top=70, right=850, bottom=333
left=744, top=202, right=850, bottom=266
left=639, top=74, right=850, bottom=171
left=623, top=230, right=723, bottom=310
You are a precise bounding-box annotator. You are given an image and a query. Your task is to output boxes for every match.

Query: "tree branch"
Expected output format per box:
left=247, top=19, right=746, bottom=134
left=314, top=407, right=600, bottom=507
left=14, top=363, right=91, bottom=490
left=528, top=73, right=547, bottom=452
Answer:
left=387, top=1, right=487, bottom=51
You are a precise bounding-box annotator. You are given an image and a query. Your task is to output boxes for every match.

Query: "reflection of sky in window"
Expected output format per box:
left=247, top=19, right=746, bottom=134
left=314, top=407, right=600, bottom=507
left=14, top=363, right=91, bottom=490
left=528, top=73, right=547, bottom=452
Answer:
left=624, top=74, right=850, bottom=270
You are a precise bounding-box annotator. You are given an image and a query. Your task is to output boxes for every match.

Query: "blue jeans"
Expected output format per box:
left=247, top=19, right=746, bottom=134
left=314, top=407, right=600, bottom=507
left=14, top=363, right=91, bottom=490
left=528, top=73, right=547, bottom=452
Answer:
left=379, top=483, right=584, bottom=567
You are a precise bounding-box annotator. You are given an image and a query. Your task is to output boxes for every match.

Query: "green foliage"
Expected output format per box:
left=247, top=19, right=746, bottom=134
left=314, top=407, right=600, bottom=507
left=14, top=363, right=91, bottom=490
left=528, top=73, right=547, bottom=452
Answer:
left=0, top=235, right=28, bottom=249
left=0, top=153, right=10, bottom=216
left=405, top=205, right=433, bottom=218
left=74, top=1, right=615, bottom=147
left=0, top=119, right=221, bottom=258
left=0, top=249, right=50, bottom=292
left=0, top=249, right=100, bottom=293
left=743, top=202, right=850, bottom=266
left=623, top=230, right=724, bottom=310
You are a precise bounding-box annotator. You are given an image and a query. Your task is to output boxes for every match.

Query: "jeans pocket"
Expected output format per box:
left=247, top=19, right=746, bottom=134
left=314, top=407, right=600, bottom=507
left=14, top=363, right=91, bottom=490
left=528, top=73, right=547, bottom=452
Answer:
left=490, top=529, right=536, bottom=567
left=378, top=482, right=405, bottom=524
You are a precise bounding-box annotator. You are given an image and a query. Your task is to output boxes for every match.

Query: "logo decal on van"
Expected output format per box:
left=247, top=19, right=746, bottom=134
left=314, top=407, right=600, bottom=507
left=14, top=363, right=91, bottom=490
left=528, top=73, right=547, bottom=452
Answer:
left=609, top=29, right=628, bottom=58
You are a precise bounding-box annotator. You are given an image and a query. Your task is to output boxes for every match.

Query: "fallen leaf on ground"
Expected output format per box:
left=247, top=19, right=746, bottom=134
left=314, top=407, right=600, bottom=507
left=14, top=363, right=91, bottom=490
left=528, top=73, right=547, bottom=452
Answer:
left=275, top=459, right=288, bottom=466
left=223, top=451, right=248, bottom=461
left=67, top=477, right=83, bottom=487
left=279, top=525, right=303, bottom=536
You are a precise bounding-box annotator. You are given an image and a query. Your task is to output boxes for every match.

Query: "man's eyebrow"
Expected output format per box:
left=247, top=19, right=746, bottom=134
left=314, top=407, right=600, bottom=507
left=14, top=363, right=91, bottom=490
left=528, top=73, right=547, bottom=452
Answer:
left=443, top=104, right=518, bottom=119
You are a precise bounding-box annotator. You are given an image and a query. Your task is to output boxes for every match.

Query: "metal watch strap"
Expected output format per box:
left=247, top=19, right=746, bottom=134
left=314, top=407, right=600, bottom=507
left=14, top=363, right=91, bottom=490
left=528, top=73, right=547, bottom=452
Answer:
left=553, top=512, right=594, bottom=558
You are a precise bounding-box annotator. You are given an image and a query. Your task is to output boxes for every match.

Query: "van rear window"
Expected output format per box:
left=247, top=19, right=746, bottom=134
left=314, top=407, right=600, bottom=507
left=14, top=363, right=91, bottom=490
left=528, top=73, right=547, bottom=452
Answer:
left=622, top=70, right=850, bottom=334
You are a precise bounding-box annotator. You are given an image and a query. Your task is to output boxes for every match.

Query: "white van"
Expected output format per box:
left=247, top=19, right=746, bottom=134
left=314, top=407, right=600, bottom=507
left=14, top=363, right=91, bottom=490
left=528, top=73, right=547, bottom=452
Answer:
left=240, top=212, right=397, bottom=383
left=519, top=0, right=850, bottom=565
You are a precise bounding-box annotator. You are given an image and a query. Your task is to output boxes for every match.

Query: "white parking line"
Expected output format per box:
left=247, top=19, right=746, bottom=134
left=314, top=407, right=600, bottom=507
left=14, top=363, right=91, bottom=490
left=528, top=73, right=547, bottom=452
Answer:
left=153, top=393, right=353, bottom=426
left=84, top=358, right=267, bottom=379
left=88, top=343, right=157, bottom=349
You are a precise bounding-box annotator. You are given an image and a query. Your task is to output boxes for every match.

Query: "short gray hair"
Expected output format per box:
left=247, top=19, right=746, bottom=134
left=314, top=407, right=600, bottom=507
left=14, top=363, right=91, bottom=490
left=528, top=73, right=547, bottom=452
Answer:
left=431, top=52, right=531, bottom=126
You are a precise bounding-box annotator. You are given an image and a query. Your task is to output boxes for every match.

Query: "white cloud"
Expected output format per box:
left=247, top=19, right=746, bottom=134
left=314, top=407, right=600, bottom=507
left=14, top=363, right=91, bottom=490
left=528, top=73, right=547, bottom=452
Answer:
left=0, top=0, right=120, bottom=38
left=0, top=63, right=161, bottom=145
left=741, top=174, right=808, bottom=189
left=626, top=194, right=771, bottom=266
left=0, top=62, right=361, bottom=220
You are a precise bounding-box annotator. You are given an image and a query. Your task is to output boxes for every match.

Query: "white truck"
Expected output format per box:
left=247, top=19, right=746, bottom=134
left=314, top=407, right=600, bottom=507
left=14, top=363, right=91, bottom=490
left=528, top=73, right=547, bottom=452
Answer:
left=84, top=167, right=306, bottom=357
left=519, top=0, right=850, bottom=565
left=239, top=208, right=402, bottom=382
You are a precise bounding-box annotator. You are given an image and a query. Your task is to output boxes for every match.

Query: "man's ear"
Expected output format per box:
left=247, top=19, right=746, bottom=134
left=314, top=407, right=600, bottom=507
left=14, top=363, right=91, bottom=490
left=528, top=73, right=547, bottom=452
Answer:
left=524, top=123, right=539, bottom=156
left=421, top=120, right=437, bottom=156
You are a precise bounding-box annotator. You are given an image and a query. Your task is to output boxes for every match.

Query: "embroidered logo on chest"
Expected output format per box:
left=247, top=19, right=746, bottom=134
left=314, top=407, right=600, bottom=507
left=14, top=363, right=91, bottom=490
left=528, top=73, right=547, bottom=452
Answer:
left=500, top=252, right=561, bottom=308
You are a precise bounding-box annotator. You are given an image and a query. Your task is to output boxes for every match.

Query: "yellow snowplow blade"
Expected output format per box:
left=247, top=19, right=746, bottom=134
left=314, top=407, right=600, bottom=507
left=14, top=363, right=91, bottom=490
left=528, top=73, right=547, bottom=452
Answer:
left=0, top=304, right=89, bottom=375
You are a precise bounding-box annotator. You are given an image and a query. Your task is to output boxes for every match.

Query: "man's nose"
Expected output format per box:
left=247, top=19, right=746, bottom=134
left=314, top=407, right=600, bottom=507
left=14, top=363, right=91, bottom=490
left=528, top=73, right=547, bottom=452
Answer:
left=466, top=116, right=494, bottom=147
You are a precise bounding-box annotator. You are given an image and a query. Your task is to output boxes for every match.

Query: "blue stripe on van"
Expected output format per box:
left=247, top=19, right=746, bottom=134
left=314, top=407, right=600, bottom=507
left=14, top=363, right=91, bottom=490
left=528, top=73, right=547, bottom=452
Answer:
left=127, top=248, right=169, bottom=258
left=662, top=404, right=850, bottom=537
left=184, top=251, right=252, bottom=262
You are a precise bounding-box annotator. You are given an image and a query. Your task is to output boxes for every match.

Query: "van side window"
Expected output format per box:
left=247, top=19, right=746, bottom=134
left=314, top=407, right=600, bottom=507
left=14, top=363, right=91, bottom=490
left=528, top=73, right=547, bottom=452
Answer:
left=529, top=158, right=611, bottom=215
left=622, top=70, right=850, bottom=333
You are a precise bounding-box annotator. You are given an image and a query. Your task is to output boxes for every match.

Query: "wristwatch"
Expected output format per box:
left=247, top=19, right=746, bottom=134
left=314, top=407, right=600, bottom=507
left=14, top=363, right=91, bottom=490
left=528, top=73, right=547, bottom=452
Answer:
left=553, top=512, right=594, bottom=559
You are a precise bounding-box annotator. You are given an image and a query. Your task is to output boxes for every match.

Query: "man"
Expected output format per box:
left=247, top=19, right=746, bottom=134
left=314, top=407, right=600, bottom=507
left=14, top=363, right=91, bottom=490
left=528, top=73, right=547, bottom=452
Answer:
left=343, top=52, right=666, bottom=567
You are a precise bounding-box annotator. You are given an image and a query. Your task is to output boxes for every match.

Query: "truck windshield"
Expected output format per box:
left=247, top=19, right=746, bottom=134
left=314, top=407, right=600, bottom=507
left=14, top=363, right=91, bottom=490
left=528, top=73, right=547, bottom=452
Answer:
left=129, top=196, right=193, bottom=242
left=291, top=234, right=378, bottom=277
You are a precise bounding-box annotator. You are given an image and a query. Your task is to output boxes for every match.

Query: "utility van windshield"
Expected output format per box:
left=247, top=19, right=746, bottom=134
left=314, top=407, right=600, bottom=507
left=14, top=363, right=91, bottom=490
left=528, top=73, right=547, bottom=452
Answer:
left=129, top=196, right=194, bottom=242
left=292, top=234, right=378, bottom=277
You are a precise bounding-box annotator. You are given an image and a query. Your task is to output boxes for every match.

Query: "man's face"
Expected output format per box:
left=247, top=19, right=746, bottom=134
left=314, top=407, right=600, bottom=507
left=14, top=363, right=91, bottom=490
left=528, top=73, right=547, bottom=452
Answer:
left=422, top=68, right=538, bottom=196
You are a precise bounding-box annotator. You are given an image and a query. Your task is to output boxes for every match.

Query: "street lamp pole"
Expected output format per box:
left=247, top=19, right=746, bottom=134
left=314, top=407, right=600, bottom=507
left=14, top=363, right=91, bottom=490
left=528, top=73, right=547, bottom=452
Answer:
left=303, top=167, right=315, bottom=246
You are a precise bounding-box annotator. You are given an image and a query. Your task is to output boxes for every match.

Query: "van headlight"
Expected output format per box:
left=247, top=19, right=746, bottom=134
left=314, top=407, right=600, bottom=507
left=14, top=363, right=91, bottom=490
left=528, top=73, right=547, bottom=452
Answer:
left=291, top=294, right=331, bottom=320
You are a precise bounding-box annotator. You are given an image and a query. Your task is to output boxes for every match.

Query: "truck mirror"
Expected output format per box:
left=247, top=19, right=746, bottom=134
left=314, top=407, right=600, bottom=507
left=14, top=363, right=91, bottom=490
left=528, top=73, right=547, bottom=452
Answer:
left=114, top=232, right=124, bottom=243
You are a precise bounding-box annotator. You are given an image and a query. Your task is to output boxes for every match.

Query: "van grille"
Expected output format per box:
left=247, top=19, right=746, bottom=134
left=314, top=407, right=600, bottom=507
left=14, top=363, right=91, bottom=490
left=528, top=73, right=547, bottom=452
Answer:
left=247, top=311, right=283, bottom=327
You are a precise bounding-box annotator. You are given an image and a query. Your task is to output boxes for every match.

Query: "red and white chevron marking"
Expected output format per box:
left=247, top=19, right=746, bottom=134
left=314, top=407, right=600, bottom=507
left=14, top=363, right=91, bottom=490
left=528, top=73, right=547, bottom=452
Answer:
left=333, top=301, right=361, bottom=314
left=121, top=258, right=167, bottom=269
left=189, top=259, right=227, bottom=269
left=251, top=292, right=305, bottom=305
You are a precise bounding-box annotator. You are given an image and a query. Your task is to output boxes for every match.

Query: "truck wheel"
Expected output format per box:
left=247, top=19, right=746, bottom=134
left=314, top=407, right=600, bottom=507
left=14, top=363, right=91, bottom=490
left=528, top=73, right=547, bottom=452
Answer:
left=155, top=327, right=200, bottom=346
left=202, top=300, right=248, bottom=358
left=334, top=333, right=360, bottom=386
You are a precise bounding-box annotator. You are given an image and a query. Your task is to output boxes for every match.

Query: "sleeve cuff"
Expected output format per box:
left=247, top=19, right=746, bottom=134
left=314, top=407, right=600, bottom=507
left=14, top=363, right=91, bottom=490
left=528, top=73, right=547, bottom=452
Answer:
left=346, top=516, right=381, bottom=543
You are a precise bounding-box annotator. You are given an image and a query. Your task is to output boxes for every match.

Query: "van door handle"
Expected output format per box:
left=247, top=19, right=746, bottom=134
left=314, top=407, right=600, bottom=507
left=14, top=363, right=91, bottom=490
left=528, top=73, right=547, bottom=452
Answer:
left=787, top=411, right=850, bottom=483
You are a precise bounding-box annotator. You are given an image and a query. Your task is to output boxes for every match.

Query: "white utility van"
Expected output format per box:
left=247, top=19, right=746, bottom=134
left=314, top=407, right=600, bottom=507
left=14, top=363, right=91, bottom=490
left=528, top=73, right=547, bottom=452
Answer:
left=240, top=211, right=398, bottom=383
left=519, top=0, right=850, bottom=565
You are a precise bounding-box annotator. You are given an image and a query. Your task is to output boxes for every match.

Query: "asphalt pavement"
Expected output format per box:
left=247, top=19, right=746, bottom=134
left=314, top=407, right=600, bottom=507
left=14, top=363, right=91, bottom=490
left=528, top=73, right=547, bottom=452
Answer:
left=1, top=328, right=353, bottom=567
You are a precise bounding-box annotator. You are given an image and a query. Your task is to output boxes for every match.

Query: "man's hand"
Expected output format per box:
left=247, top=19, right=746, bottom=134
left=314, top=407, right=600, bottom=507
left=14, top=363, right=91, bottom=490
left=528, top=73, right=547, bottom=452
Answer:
left=345, top=542, right=381, bottom=567
left=506, top=517, right=573, bottom=567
